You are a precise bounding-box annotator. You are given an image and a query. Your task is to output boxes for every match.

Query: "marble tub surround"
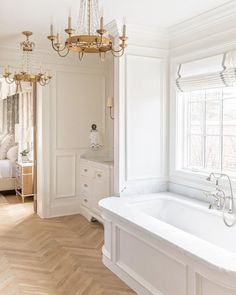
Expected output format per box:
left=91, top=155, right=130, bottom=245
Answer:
left=100, top=192, right=236, bottom=295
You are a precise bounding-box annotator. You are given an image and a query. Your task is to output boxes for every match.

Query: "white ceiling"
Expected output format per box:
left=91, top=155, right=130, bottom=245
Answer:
left=0, top=0, right=232, bottom=49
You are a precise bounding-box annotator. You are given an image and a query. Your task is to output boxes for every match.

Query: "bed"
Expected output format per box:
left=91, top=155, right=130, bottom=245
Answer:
left=0, top=160, right=16, bottom=191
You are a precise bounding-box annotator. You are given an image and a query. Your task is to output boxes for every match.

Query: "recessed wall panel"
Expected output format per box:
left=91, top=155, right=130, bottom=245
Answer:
left=126, top=55, right=162, bottom=181
left=55, top=155, right=76, bottom=199
left=56, top=72, right=105, bottom=149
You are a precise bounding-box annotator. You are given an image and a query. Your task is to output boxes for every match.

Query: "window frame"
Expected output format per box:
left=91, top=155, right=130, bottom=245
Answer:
left=170, top=55, right=236, bottom=194
left=175, top=87, right=236, bottom=180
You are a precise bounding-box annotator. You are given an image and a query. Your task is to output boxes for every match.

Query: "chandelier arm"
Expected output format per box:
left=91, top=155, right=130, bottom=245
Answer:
left=111, top=45, right=125, bottom=53
left=39, top=80, right=46, bottom=86
left=42, top=78, right=51, bottom=86
left=111, top=48, right=125, bottom=58
left=4, top=76, right=15, bottom=84
left=57, top=48, right=70, bottom=58
left=51, top=42, right=69, bottom=53
left=78, top=51, right=85, bottom=61
left=5, top=78, right=13, bottom=84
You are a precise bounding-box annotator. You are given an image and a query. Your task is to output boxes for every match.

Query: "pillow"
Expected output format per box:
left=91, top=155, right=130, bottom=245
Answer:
left=0, top=134, right=15, bottom=160
left=7, top=145, right=18, bottom=162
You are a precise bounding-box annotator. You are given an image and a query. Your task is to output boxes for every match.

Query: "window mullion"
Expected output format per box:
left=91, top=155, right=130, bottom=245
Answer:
left=203, top=91, right=206, bottom=168
left=220, top=88, right=224, bottom=172
left=187, top=97, right=191, bottom=168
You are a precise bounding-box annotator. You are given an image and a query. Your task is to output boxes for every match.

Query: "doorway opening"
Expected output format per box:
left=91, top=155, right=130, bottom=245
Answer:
left=0, top=80, right=37, bottom=213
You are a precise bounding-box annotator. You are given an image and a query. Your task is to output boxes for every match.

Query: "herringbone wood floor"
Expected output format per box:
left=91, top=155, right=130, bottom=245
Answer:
left=0, top=195, right=136, bottom=295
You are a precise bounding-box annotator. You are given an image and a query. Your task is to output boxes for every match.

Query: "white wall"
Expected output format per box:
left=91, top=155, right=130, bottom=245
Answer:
left=0, top=48, right=114, bottom=218
left=108, top=22, right=169, bottom=196
left=44, top=57, right=114, bottom=218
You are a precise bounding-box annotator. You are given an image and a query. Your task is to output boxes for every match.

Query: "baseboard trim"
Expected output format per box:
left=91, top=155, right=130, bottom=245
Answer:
left=48, top=203, right=81, bottom=218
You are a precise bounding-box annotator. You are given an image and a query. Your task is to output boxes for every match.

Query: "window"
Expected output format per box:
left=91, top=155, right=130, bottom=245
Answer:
left=178, top=87, right=236, bottom=176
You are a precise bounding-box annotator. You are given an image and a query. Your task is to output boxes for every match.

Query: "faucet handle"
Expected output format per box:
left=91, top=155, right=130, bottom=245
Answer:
left=204, top=190, right=213, bottom=198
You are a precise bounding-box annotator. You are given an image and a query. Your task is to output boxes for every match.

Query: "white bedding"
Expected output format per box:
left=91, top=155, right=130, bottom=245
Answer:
left=0, top=160, right=16, bottom=178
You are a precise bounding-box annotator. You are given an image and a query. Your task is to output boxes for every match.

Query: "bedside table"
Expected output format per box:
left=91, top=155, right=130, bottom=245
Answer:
left=15, top=162, right=34, bottom=202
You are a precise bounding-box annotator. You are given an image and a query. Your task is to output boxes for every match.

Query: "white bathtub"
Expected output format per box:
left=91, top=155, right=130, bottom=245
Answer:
left=99, top=192, right=236, bottom=295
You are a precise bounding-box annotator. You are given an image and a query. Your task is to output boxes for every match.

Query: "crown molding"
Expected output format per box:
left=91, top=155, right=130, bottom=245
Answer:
left=1, top=2, right=236, bottom=56
left=170, top=28, right=236, bottom=60
left=168, top=1, right=236, bottom=49
left=127, top=23, right=169, bottom=49
left=106, top=19, right=169, bottom=50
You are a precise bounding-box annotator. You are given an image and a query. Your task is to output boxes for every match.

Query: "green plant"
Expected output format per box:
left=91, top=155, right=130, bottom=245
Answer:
left=20, top=149, right=29, bottom=157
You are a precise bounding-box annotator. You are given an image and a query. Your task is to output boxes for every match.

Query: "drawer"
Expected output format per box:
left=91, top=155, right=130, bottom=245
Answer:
left=80, top=195, right=90, bottom=208
left=80, top=165, right=90, bottom=177
left=80, top=176, right=90, bottom=193
left=22, top=166, right=32, bottom=174
left=94, top=169, right=109, bottom=181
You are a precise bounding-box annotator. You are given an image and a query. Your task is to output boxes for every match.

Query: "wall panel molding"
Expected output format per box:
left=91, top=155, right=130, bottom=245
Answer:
left=117, top=50, right=168, bottom=195
left=55, top=71, right=106, bottom=150
left=54, top=154, right=76, bottom=199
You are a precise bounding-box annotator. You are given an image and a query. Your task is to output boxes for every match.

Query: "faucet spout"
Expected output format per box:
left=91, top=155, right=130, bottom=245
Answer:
left=205, top=172, right=235, bottom=227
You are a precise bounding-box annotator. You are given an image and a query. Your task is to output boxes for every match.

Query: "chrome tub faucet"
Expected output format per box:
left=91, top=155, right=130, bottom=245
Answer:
left=205, top=172, right=235, bottom=227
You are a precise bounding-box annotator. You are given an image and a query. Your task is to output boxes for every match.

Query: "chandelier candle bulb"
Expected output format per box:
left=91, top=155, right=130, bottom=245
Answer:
left=100, top=16, right=104, bottom=30
left=123, top=24, right=126, bottom=37
left=50, top=24, right=54, bottom=36
left=68, top=10, right=72, bottom=29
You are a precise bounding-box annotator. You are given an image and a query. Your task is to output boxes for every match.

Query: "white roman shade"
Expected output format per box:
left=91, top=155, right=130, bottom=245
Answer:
left=176, top=52, right=236, bottom=92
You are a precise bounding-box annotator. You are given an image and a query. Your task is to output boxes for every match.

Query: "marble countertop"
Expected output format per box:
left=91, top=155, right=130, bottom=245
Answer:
left=80, top=156, right=114, bottom=166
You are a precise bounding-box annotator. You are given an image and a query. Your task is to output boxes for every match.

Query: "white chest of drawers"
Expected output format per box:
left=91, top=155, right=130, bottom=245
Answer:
left=79, top=158, right=114, bottom=222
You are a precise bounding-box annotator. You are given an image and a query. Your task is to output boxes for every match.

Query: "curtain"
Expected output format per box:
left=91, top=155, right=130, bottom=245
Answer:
left=0, top=95, right=19, bottom=135
left=175, top=52, right=236, bottom=92
left=18, top=90, right=33, bottom=152
left=6, top=94, right=19, bottom=134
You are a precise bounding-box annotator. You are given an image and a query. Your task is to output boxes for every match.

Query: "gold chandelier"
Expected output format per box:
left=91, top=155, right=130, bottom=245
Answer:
left=47, top=0, right=128, bottom=61
left=3, top=31, right=52, bottom=91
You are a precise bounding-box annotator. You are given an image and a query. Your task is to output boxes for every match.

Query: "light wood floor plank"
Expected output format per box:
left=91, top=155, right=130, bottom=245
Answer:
left=0, top=195, right=136, bottom=295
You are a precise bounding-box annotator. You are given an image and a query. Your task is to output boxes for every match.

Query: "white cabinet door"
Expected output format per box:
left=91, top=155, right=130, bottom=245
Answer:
left=91, top=168, right=110, bottom=214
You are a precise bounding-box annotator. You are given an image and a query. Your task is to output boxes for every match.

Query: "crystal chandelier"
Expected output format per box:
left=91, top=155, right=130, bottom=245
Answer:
left=47, top=0, right=128, bottom=61
left=3, top=31, right=52, bottom=92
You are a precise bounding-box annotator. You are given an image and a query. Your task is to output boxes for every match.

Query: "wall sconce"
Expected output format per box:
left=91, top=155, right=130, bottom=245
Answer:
left=107, top=97, right=114, bottom=120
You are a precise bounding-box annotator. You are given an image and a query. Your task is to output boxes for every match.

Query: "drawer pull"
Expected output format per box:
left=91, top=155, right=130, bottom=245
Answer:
left=84, top=184, right=88, bottom=188
left=84, top=169, right=88, bottom=172
left=83, top=198, right=88, bottom=203
left=97, top=174, right=102, bottom=178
